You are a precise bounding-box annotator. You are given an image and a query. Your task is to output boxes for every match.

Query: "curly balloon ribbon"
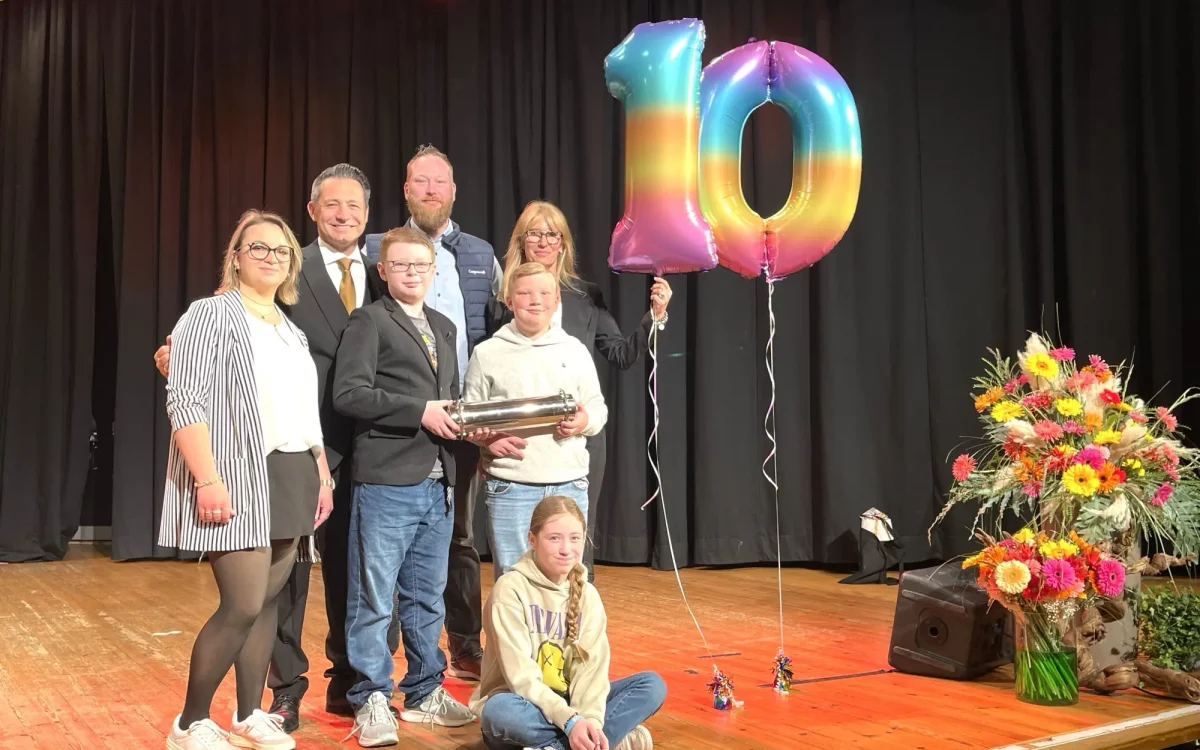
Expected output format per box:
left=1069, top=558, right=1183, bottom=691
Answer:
left=763, top=280, right=791, bottom=693
left=641, top=323, right=716, bottom=668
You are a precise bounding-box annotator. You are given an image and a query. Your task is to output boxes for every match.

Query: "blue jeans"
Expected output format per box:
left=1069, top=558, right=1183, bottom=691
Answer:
left=485, top=476, right=588, bottom=580
left=480, top=672, right=667, bottom=750
left=346, top=479, right=453, bottom=709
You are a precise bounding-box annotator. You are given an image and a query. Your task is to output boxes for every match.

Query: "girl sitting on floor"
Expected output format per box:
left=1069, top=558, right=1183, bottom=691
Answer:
left=469, top=495, right=666, bottom=750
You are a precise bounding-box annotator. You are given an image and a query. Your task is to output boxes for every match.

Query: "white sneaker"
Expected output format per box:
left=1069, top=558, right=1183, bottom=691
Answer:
left=398, top=686, right=475, bottom=727
left=614, top=725, right=654, bottom=750
left=167, top=716, right=236, bottom=750
left=348, top=692, right=399, bottom=747
left=227, top=709, right=295, bottom=750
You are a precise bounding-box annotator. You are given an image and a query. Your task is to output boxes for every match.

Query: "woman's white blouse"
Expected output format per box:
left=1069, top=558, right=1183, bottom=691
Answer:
left=245, top=309, right=323, bottom=454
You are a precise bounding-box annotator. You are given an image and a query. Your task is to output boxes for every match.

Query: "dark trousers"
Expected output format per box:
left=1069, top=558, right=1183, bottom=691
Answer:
left=268, top=460, right=400, bottom=704
left=581, top=431, right=605, bottom=580
left=443, top=442, right=483, bottom=660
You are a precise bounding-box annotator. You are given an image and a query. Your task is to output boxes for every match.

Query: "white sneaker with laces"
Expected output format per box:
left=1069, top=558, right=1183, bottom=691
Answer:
left=166, top=716, right=236, bottom=750
left=398, top=686, right=475, bottom=727
left=614, top=725, right=654, bottom=750
left=227, top=709, right=295, bottom=750
left=348, top=692, right=399, bottom=747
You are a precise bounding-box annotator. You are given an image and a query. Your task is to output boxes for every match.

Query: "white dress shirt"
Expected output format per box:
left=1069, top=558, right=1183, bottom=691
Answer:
left=318, top=239, right=367, bottom=309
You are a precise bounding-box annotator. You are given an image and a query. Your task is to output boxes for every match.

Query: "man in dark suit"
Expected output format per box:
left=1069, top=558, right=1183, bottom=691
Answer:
left=332, top=226, right=475, bottom=744
left=153, top=163, right=398, bottom=730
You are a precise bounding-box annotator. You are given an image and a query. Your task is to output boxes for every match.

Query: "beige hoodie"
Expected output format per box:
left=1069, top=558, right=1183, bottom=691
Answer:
left=468, top=550, right=611, bottom=730
left=463, top=321, right=607, bottom=484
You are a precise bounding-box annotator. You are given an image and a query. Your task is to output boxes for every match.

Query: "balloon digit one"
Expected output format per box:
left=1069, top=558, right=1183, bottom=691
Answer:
left=699, top=40, right=862, bottom=280
left=604, top=19, right=719, bottom=275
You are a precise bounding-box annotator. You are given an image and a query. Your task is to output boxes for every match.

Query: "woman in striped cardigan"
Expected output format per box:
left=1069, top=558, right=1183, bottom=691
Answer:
left=160, top=210, right=334, bottom=750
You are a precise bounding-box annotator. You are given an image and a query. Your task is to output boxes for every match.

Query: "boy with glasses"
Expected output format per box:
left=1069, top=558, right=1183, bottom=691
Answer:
left=332, top=227, right=475, bottom=746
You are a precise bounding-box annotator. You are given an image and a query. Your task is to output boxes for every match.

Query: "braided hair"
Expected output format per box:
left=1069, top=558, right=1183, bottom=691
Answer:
left=529, top=495, right=590, bottom=661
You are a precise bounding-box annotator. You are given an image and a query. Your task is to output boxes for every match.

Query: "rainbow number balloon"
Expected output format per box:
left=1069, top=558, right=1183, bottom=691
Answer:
left=604, top=19, right=719, bottom=275
left=700, top=40, right=862, bottom=280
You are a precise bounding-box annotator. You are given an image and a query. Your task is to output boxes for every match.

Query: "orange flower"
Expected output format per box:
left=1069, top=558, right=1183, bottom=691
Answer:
left=1084, top=411, right=1103, bottom=432
left=1096, top=462, right=1126, bottom=493
left=974, top=386, right=1005, bottom=413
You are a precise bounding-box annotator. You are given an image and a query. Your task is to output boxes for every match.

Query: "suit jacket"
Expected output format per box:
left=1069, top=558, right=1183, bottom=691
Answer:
left=487, top=280, right=654, bottom=370
left=282, top=241, right=386, bottom=472
left=332, top=295, right=460, bottom=486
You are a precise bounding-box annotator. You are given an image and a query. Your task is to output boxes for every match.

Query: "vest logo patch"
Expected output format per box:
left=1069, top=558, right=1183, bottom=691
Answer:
left=467, top=268, right=487, bottom=275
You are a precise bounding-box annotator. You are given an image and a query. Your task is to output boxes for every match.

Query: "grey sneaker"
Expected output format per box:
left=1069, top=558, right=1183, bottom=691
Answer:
left=348, top=692, right=399, bottom=747
left=398, top=687, right=475, bottom=727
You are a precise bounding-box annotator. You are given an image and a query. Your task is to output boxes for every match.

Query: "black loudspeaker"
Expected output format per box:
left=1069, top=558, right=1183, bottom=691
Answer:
left=887, top=565, right=1012, bottom=680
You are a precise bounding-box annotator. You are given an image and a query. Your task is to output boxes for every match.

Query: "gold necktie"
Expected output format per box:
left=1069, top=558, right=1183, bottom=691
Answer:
left=337, top=258, right=355, bottom=314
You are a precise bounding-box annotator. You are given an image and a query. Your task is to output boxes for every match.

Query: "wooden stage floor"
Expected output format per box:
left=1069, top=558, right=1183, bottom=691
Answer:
left=2, top=543, right=1197, bottom=750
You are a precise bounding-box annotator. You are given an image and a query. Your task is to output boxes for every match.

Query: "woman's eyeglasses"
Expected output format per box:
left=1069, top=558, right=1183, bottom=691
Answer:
left=240, top=242, right=292, bottom=262
left=524, top=230, right=563, bottom=245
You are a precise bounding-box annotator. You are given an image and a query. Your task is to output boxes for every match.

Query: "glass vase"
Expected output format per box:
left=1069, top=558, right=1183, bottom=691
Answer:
left=1013, top=606, right=1080, bottom=706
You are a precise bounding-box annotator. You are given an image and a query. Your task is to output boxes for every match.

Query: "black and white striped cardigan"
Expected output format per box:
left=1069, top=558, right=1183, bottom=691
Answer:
left=158, top=290, right=318, bottom=561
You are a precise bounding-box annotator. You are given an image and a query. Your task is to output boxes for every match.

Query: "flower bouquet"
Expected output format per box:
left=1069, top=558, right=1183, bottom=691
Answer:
left=933, top=333, right=1200, bottom=558
left=964, top=528, right=1126, bottom=705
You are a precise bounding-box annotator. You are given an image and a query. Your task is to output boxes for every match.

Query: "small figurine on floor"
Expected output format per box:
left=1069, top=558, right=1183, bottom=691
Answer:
left=707, top=664, right=742, bottom=710
left=772, top=649, right=794, bottom=694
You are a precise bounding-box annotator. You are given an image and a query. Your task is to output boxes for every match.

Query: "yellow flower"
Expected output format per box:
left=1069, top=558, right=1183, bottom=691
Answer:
left=991, top=401, right=1023, bottom=423
left=1055, top=398, right=1083, bottom=417
left=1116, top=402, right=1133, bottom=412
left=1062, top=464, right=1100, bottom=497
left=962, top=551, right=984, bottom=569
left=1026, top=353, right=1059, bottom=379
left=1039, top=540, right=1080, bottom=559
left=994, top=561, right=1032, bottom=594
left=1093, top=429, right=1122, bottom=445
left=1012, top=528, right=1036, bottom=545
left=1122, top=458, right=1146, bottom=477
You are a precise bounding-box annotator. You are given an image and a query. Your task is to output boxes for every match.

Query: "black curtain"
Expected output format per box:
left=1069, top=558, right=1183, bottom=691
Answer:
left=2, top=0, right=1197, bottom=567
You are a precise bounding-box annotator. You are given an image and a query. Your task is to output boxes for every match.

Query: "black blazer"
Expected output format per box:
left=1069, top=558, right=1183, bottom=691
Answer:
left=487, top=280, right=654, bottom=370
left=332, top=295, right=460, bottom=486
left=282, top=241, right=386, bottom=472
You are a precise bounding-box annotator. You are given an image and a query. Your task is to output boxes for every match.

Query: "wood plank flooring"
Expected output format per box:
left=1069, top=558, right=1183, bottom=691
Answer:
left=0, top=544, right=1194, bottom=749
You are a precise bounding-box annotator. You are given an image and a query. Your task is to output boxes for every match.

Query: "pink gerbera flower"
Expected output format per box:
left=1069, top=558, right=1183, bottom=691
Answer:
left=1062, top=421, right=1085, bottom=435
left=1022, top=392, right=1053, bottom=410
left=952, top=454, right=976, bottom=482
left=1157, top=407, right=1178, bottom=432
left=1041, top=559, right=1077, bottom=592
left=1022, top=480, right=1042, bottom=498
left=1073, top=446, right=1105, bottom=470
left=1152, top=483, right=1173, bottom=506
left=1130, top=412, right=1148, bottom=424
left=1095, top=558, right=1126, bottom=598
left=1050, top=347, right=1075, bottom=361
left=1089, top=355, right=1109, bottom=374
left=1033, top=420, right=1063, bottom=442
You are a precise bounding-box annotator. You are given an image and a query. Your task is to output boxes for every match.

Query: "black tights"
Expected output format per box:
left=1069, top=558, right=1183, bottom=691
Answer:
left=180, top=539, right=298, bottom=727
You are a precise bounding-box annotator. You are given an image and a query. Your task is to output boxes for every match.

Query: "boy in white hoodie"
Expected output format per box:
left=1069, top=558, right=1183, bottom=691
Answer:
left=463, top=262, right=607, bottom=579
left=469, top=495, right=665, bottom=750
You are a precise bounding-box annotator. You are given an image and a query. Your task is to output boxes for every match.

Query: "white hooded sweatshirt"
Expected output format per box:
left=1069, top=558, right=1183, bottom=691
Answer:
left=463, top=321, right=607, bottom=484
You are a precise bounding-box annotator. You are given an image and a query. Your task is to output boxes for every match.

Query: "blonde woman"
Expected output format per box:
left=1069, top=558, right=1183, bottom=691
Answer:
left=491, top=201, right=671, bottom=575
left=160, top=210, right=333, bottom=750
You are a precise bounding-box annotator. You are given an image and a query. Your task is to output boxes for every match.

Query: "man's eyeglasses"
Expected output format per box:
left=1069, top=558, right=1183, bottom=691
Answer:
left=387, top=261, right=433, bottom=273
left=239, top=242, right=292, bottom=262
left=524, top=230, right=563, bottom=245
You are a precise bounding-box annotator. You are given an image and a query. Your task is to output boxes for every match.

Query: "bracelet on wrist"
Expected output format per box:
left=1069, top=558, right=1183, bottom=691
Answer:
left=194, top=477, right=222, bottom=490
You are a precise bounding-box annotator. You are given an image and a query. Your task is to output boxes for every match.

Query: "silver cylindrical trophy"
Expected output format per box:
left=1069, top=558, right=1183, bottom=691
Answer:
left=448, top=390, right=578, bottom=439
